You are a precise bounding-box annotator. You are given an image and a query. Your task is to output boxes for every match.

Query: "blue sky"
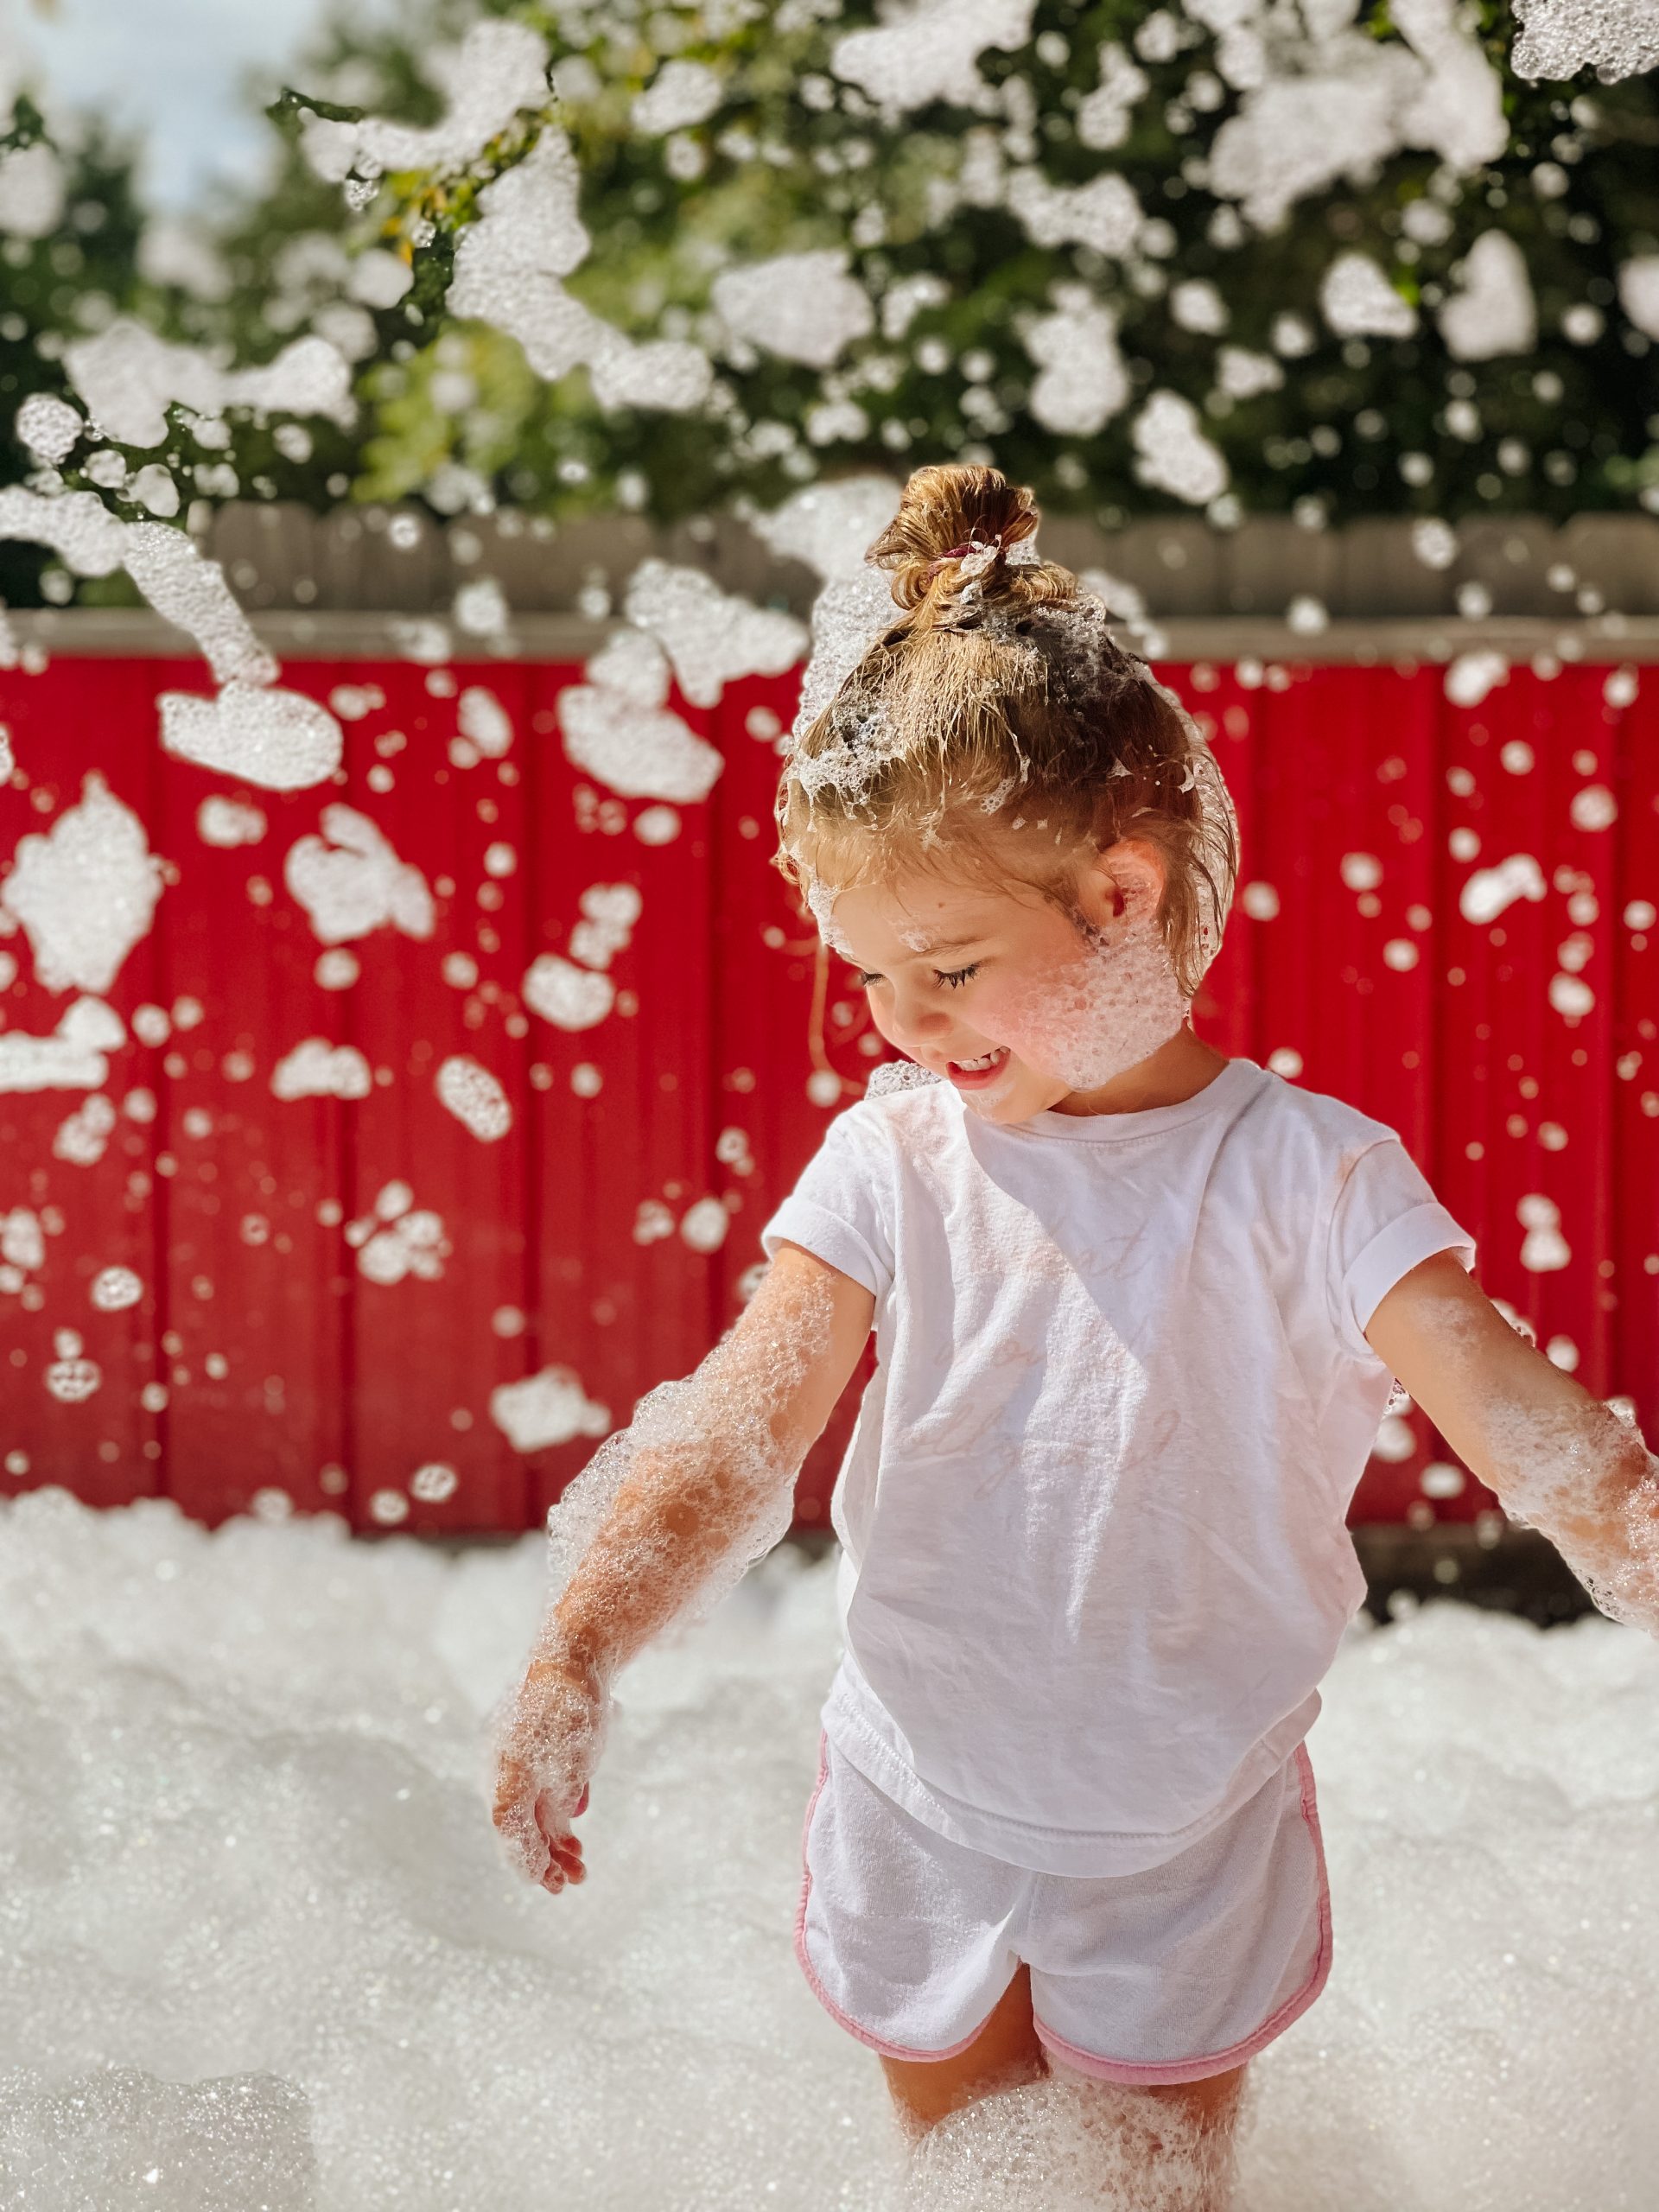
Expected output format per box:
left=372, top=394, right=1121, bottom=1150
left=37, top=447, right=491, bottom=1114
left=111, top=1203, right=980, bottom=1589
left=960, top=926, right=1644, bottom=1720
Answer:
left=7, top=0, right=399, bottom=209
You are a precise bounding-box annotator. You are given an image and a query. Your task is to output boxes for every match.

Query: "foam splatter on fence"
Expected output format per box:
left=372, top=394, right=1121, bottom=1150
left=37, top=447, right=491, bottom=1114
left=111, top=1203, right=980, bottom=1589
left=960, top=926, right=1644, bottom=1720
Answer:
left=0, top=652, right=1653, bottom=1535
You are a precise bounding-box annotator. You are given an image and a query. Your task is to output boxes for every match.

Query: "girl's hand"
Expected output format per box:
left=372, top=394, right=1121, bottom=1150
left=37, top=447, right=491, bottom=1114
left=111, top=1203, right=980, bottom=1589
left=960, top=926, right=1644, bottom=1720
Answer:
left=490, top=1649, right=608, bottom=1893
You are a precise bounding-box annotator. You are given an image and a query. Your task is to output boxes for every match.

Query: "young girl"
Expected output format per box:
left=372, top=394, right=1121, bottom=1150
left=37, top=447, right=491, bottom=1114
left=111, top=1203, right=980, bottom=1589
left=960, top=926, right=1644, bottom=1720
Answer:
left=492, top=465, right=1659, bottom=2204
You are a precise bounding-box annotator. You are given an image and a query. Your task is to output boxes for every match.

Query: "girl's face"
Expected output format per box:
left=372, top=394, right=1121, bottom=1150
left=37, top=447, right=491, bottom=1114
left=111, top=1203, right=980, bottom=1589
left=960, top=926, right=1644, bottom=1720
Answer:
left=823, top=838, right=1191, bottom=1125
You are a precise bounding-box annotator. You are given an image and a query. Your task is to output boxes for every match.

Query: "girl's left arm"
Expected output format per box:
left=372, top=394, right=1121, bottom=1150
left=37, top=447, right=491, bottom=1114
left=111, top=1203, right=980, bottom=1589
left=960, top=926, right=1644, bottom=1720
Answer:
left=1363, top=1252, right=1659, bottom=1635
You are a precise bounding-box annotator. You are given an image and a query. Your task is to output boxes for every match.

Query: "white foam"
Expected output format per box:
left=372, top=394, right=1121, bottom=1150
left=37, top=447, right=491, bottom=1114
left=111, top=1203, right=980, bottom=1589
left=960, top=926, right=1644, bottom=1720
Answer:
left=522, top=954, right=616, bottom=1033
left=490, top=1367, right=612, bottom=1453
left=347, top=1185, right=448, bottom=1286
left=1319, top=252, right=1419, bottom=340
left=830, top=0, right=1036, bottom=110
left=621, top=559, right=808, bottom=709
left=632, top=58, right=725, bottom=136
left=162, top=684, right=341, bottom=791
left=15, top=393, right=82, bottom=466
left=745, top=476, right=905, bottom=582
left=195, top=796, right=267, bottom=849
left=269, top=1039, right=372, bottom=1103
left=1439, top=231, right=1537, bottom=361
left=0, top=141, right=63, bottom=238
left=556, top=644, right=724, bottom=803
left=711, top=249, right=875, bottom=370
left=4, top=1496, right=1659, bottom=2208
left=283, top=806, right=435, bottom=945
left=1511, top=0, right=1659, bottom=80
left=0, top=998, right=124, bottom=1094
left=65, top=321, right=354, bottom=450
left=1024, top=289, right=1130, bottom=436
left=1, top=774, right=163, bottom=995
left=1132, top=391, right=1230, bottom=506
left=51, top=1093, right=116, bottom=1167
left=435, top=1055, right=512, bottom=1143
left=300, top=20, right=551, bottom=183
left=448, top=134, right=712, bottom=415
left=567, top=884, right=643, bottom=971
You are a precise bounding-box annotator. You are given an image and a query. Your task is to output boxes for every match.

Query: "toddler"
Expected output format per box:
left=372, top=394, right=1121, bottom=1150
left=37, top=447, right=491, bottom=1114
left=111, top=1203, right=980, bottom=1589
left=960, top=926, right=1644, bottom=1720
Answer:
left=492, top=465, right=1659, bottom=2205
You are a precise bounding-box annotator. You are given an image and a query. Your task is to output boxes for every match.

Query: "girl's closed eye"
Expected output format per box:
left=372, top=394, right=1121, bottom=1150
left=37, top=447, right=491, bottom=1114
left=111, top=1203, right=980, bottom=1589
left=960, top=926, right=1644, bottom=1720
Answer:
left=855, top=964, right=981, bottom=990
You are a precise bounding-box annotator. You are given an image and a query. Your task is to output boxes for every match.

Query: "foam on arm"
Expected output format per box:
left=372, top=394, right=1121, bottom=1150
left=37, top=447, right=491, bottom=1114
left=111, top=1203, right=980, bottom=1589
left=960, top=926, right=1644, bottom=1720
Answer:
left=1364, top=1251, right=1659, bottom=1633
left=488, top=1243, right=874, bottom=1881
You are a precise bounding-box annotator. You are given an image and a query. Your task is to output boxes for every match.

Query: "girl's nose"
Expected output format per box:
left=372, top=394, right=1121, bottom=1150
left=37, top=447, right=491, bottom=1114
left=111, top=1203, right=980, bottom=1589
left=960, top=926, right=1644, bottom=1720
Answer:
left=889, top=992, right=951, bottom=1046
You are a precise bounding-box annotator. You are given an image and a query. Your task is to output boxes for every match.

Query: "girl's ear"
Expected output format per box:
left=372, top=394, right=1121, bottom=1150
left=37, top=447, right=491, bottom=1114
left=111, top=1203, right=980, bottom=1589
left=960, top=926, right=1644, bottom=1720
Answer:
left=1095, top=837, right=1166, bottom=918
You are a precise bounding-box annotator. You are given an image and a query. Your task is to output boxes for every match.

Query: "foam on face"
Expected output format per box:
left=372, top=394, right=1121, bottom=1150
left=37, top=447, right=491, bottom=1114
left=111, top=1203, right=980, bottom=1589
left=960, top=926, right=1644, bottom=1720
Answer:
left=1007, top=899, right=1192, bottom=1094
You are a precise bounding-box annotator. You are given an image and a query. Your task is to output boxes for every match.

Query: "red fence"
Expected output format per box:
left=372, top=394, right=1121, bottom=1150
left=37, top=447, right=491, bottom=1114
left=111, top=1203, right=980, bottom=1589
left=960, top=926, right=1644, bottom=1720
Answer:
left=0, top=653, right=1654, bottom=1534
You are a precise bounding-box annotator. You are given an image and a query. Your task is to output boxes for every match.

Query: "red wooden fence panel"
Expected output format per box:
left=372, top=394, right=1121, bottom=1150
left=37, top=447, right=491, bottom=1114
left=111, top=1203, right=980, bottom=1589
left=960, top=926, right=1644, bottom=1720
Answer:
left=0, top=652, right=1653, bottom=1535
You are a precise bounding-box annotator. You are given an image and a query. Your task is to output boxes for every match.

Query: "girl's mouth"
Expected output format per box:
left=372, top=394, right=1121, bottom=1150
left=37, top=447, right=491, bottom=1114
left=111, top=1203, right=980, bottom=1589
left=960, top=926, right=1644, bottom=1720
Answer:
left=946, top=1046, right=1010, bottom=1088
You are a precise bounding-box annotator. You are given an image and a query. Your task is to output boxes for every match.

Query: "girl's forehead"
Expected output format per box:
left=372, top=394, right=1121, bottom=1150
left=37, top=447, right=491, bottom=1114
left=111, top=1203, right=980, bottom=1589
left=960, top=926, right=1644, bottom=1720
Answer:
left=826, top=874, right=1042, bottom=957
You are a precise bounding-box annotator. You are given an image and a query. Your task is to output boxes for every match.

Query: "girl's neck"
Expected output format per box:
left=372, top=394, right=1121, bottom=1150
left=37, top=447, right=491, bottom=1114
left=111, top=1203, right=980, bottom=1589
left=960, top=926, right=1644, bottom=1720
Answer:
left=1046, top=1025, right=1232, bottom=1118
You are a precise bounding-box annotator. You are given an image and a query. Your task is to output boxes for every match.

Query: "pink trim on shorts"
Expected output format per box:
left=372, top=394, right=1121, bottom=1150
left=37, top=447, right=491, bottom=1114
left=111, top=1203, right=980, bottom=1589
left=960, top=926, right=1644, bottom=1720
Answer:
left=794, top=1731, right=990, bottom=2063
left=1033, top=1742, right=1335, bottom=2087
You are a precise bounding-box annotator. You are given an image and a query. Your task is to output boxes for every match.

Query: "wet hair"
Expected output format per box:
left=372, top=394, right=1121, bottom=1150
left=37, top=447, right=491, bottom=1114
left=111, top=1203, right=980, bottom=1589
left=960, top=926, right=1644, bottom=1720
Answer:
left=771, top=463, right=1237, bottom=998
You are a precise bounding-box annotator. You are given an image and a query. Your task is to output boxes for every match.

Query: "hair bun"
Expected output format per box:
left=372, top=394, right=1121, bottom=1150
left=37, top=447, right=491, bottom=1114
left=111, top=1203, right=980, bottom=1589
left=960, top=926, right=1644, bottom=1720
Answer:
left=865, top=464, right=1041, bottom=611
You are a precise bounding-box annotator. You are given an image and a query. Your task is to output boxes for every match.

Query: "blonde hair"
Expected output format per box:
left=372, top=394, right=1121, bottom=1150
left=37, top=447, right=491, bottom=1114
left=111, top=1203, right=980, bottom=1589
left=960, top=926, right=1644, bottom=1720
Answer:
left=771, top=463, right=1237, bottom=998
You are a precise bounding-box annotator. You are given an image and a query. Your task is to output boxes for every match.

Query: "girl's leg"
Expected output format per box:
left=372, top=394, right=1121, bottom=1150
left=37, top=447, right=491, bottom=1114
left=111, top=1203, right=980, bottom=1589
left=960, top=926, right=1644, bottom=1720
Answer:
left=883, top=1966, right=1248, bottom=2206
left=880, top=1961, right=1047, bottom=2139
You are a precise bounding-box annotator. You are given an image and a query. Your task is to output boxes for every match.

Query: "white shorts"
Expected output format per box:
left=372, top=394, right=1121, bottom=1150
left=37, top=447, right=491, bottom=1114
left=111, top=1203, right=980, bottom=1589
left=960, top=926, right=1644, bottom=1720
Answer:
left=794, top=1732, right=1332, bottom=2086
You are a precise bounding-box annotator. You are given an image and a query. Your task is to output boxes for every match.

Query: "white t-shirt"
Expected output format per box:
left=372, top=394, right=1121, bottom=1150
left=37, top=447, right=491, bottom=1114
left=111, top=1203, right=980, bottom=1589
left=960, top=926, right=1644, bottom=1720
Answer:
left=759, top=1056, right=1476, bottom=1878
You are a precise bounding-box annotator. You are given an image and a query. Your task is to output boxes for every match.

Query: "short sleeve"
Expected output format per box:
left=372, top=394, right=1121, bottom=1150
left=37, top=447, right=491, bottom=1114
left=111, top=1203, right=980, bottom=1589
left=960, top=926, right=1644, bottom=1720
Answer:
left=759, top=1103, right=894, bottom=1300
left=1326, top=1138, right=1477, bottom=1363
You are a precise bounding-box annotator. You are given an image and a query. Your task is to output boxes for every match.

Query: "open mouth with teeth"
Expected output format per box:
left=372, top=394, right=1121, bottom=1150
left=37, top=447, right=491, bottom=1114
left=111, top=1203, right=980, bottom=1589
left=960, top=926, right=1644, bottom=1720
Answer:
left=947, top=1046, right=1010, bottom=1081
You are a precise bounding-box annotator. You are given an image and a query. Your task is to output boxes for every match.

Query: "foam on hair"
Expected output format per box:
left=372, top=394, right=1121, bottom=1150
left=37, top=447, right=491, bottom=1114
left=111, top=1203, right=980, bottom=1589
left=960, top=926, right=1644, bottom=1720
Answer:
left=772, top=463, right=1237, bottom=998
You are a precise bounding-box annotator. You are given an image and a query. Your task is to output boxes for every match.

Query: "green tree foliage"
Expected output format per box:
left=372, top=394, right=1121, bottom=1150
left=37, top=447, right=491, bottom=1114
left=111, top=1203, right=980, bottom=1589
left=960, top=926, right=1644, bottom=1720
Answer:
left=3, top=0, right=1658, bottom=602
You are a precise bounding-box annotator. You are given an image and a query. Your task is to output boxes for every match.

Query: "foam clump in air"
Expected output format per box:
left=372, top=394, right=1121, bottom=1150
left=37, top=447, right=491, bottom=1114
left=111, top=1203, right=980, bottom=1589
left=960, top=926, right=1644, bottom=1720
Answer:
left=53, top=1092, right=117, bottom=1166
left=1, top=773, right=163, bottom=994
left=744, top=474, right=906, bottom=583
left=1205, top=0, right=1505, bottom=232
left=15, top=392, right=82, bottom=466
left=621, top=558, right=809, bottom=708
left=1132, top=391, right=1230, bottom=506
left=490, top=1366, right=612, bottom=1453
left=0, top=999, right=124, bottom=1093
left=196, top=796, right=267, bottom=849
left=283, top=805, right=434, bottom=944
left=1023, top=288, right=1130, bottom=436
left=556, top=630, right=724, bottom=802
left=448, top=134, right=713, bottom=415
left=0, top=140, right=66, bottom=239
left=830, top=0, right=1038, bottom=113
left=632, top=57, right=725, bottom=137
left=64, top=321, right=355, bottom=449
left=1459, top=852, right=1547, bottom=925
left=299, top=18, right=552, bottom=184
left=1511, top=0, right=1659, bottom=81
left=435, top=1054, right=512, bottom=1142
left=0, top=485, right=125, bottom=577
left=522, top=953, right=616, bottom=1032
left=6, top=1486, right=1659, bottom=2207
left=711, top=248, right=875, bottom=370
left=1438, top=231, right=1537, bottom=360
left=162, top=683, right=340, bottom=789
left=269, top=1039, right=372, bottom=1103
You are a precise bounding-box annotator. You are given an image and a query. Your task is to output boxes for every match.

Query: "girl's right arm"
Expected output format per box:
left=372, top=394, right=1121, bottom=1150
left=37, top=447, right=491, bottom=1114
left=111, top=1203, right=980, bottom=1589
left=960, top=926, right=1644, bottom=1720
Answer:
left=488, top=1241, right=874, bottom=1891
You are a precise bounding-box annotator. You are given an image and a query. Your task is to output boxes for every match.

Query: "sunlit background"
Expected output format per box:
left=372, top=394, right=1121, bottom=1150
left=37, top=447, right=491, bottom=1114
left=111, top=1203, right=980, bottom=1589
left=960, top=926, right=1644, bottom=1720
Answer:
left=2, top=4, right=1658, bottom=2206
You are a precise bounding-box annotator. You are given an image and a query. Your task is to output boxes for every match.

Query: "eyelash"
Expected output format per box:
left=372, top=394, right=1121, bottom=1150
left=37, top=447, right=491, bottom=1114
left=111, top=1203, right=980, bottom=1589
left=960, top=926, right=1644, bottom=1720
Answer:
left=855, top=963, right=981, bottom=990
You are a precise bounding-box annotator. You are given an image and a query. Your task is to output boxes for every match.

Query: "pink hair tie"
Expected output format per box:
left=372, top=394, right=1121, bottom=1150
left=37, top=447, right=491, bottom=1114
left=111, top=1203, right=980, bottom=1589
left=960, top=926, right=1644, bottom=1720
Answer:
left=925, top=537, right=996, bottom=579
